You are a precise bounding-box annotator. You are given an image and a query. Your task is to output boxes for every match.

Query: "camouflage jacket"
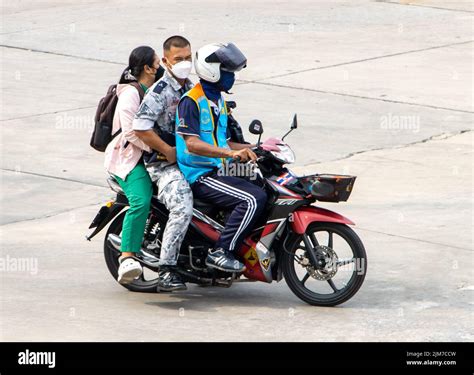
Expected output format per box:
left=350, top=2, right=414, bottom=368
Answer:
left=133, top=70, right=193, bottom=165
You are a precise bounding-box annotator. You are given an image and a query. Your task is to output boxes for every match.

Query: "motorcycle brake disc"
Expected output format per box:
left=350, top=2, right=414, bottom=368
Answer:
left=307, top=245, right=339, bottom=281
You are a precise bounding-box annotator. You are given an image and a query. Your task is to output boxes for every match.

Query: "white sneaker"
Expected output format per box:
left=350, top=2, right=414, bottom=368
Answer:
left=117, top=257, right=143, bottom=284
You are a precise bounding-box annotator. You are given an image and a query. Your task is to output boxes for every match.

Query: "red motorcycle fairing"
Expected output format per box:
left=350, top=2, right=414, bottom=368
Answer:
left=237, top=222, right=280, bottom=283
left=237, top=238, right=269, bottom=282
left=191, top=216, right=278, bottom=283
left=290, top=205, right=355, bottom=234
left=192, top=218, right=220, bottom=242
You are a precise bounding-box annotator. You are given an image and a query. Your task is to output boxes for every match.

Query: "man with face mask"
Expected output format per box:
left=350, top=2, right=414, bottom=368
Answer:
left=176, top=43, right=267, bottom=273
left=133, top=35, right=194, bottom=292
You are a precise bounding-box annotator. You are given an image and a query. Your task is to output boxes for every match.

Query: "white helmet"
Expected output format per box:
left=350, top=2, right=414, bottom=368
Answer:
left=194, top=42, right=247, bottom=83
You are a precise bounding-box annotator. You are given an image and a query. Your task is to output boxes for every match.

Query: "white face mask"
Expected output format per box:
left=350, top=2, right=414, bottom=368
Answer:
left=169, top=60, right=192, bottom=79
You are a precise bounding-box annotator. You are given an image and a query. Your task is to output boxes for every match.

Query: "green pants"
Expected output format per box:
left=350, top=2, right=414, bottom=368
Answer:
left=114, top=163, right=153, bottom=253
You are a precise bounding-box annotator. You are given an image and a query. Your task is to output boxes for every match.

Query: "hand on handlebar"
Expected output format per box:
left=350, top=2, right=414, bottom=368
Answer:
left=230, top=148, right=257, bottom=163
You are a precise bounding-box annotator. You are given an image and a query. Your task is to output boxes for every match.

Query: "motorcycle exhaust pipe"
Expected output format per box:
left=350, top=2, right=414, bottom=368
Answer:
left=107, top=234, right=122, bottom=251
left=108, top=235, right=217, bottom=280
left=107, top=234, right=160, bottom=271
left=175, top=268, right=213, bottom=284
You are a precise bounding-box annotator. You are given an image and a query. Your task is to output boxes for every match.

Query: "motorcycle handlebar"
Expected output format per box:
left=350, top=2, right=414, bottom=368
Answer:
left=232, top=156, right=263, bottom=164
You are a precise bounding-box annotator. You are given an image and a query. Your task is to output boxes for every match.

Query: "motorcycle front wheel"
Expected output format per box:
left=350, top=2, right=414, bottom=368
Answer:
left=282, top=222, right=367, bottom=306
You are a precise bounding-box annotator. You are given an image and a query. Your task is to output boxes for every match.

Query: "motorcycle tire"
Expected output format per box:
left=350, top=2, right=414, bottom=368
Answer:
left=282, top=222, right=367, bottom=306
left=103, top=211, right=161, bottom=293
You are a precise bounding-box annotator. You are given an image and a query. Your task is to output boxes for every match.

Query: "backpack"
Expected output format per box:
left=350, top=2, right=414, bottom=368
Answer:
left=90, top=81, right=145, bottom=152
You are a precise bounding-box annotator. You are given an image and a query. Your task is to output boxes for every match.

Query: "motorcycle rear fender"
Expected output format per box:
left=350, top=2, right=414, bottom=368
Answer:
left=290, top=205, right=355, bottom=234
left=86, top=194, right=128, bottom=241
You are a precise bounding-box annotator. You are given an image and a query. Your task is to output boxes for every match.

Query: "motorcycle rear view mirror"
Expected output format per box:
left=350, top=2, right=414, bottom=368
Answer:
left=249, top=120, right=263, bottom=147
left=282, top=113, right=297, bottom=141
left=249, top=119, right=263, bottom=135
left=291, top=113, right=297, bottom=129
left=227, top=101, right=237, bottom=110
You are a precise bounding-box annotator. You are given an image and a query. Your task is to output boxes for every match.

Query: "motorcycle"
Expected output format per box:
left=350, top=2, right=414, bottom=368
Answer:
left=87, top=114, right=367, bottom=306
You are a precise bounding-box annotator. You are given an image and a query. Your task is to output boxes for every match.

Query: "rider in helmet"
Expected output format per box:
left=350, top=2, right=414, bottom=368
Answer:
left=175, top=42, right=267, bottom=273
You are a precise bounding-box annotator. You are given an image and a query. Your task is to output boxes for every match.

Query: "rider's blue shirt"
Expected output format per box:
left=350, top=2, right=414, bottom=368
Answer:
left=176, top=97, right=231, bottom=140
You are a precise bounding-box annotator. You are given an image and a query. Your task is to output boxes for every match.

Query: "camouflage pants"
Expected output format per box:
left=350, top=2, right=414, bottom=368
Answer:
left=147, top=163, right=193, bottom=266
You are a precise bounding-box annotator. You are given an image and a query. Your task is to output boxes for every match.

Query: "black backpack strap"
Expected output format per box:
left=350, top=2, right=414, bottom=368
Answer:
left=129, top=81, right=145, bottom=102
left=111, top=128, right=122, bottom=141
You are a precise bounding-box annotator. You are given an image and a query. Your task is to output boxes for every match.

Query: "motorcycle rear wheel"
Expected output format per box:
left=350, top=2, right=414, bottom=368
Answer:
left=282, top=222, right=367, bottom=306
left=103, top=211, right=161, bottom=293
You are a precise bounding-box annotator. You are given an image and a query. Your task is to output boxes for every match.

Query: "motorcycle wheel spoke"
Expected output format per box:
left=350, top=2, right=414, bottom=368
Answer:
left=301, top=272, right=310, bottom=285
left=327, top=279, right=338, bottom=293
left=328, top=231, right=333, bottom=248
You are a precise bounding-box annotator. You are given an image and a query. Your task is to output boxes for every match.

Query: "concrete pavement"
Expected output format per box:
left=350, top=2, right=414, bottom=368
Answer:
left=0, top=0, right=472, bottom=341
